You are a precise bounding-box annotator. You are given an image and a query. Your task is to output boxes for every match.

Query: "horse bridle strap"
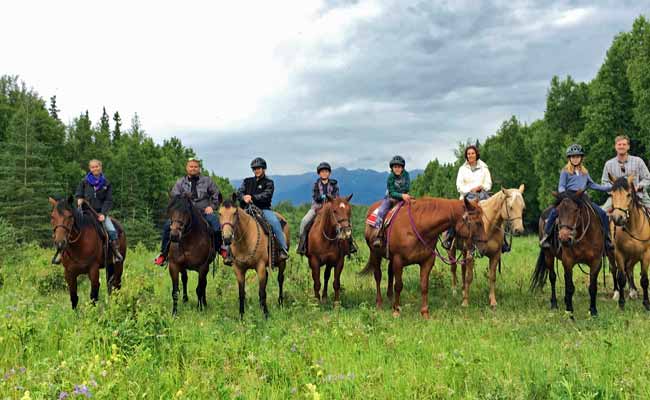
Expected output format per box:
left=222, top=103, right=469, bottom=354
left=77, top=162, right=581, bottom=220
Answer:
left=322, top=206, right=351, bottom=241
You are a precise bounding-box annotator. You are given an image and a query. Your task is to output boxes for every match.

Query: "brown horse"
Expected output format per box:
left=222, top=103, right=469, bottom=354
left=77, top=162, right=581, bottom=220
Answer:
left=167, top=195, right=216, bottom=316
left=530, top=190, right=605, bottom=317
left=609, top=175, right=650, bottom=310
left=219, top=194, right=289, bottom=318
left=48, top=196, right=126, bottom=309
left=361, top=197, right=488, bottom=318
left=448, top=186, right=526, bottom=308
left=305, top=194, right=353, bottom=304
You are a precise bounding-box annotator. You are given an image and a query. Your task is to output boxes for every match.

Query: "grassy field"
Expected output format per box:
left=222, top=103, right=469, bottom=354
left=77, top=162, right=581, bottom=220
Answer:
left=1, top=236, right=649, bottom=399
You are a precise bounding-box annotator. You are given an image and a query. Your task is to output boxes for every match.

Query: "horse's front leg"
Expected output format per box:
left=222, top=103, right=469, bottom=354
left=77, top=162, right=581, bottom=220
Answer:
left=322, top=264, right=333, bottom=303
left=333, top=259, right=344, bottom=305
left=588, top=258, right=602, bottom=317
left=196, top=266, right=208, bottom=310
left=391, top=259, right=404, bottom=317
left=488, top=254, right=499, bottom=309
left=169, top=264, right=180, bottom=316
left=89, top=265, right=100, bottom=305
left=181, top=269, right=189, bottom=303
left=64, top=269, right=79, bottom=310
left=257, top=261, right=269, bottom=318
left=462, top=253, right=474, bottom=308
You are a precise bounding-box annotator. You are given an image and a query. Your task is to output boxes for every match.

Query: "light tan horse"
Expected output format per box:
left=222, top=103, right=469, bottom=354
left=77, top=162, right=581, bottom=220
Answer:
left=609, top=175, right=650, bottom=310
left=219, top=194, right=289, bottom=318
left=447, top=186, right=526, bottom=308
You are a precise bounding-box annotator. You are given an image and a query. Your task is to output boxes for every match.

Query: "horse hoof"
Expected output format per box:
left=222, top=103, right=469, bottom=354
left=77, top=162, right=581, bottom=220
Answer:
left=461, top=300, right=469, bottom=308
left=550, top=302, right=558, bottom=310
left=392, top=310, right=400, bottom=318
left=612, top=291, right=620, bottom=301
left=333, top=301, right=341, bottom=309
left=629, top=290, right=638, bottom=300
left=643, top=302, right=650, bottom=311
left=183, top=297, right=189, bottom=303
left=376, top=302, right=382, bottom=310
left=452, top=289, right=457, bottom=296
left=421, top=311, right=430, bottom=319
left=490, top=303, right=497, bottom=311
left=590, top=309, right=598, bottom=317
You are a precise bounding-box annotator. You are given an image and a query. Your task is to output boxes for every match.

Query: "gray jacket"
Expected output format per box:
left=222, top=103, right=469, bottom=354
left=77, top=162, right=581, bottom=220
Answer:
left=171, top=175, right=220, bottom=211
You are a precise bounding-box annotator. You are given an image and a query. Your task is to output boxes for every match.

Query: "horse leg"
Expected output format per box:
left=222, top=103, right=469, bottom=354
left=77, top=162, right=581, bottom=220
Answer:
left=627, top=260, right=638, bottom=300
left=391, top=260, right=404, bottom=317
left=322, top=264, right=333, bottom=303
left=640, top=253, right=650, bottom=311
left=450, top=258, right=458, bottom=297
left=196, top=267, right=208, bottom=310
left=615, top=250, right=627, bottom=310
left=373, top=257, right=383, bottom=309
left=277, top=261, right=285, bottom=307
left=234, top=267, right=246, bottom=319
left=65, top=269, right=79, bottom=310
left=488, top=255, right=499, bottom=309
left=169, top=265, right=180, bottom=316
left=309, top=256, right=322, bottom=302
left=549, top=256, right=558, bottom=310
left=419, top=258, right=434, bottom=319
left=333, top=259, right=344, bottom=305
left=563, top=264, right=575, bottom=316
left=112, top=260, right=123, bottom=291
left=89, top=266, right=100, bottom=305
left=106, top=263, right=114, bottom=296
left=257, top=262, right=269, bottom=318
left=588, top=259, right=601, bottom=317
left=387, top=261, right=394, bottom=299
left=181, top=269, right=189, bottom=303
left=462, top=255, right=475, bottom=308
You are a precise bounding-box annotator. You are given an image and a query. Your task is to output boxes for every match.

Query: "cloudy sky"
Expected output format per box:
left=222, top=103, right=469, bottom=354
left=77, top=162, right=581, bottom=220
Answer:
left=2, top=1, right=648, bottom=178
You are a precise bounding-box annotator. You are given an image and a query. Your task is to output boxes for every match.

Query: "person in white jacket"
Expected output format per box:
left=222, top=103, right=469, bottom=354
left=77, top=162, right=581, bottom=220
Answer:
left=443, top=145, right=494, bottom=249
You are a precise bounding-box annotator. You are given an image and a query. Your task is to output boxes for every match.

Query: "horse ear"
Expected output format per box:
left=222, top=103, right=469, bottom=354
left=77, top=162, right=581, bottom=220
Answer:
left=231, top=192, right=237, bottom=204
left=48, top=197, right=57, bottom=207
left=326, top=194, right=334, bottom=202
left=501, top=187, right=506, bottom=194
left=345, top=193, right=353, bottom=202
left=518, top=184, right=525, bottom=193
left=463, top=196, right=476, bottom=210
left=627, top=175, right=635, bottom=187
left=608, top=172, right=616, bottom=183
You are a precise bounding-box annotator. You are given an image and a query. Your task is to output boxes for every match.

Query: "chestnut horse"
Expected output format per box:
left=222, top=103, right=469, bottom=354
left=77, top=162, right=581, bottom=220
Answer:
left=530, top=190, right=605, bottom=317
left=361, top=197, right=488, bottom=318
left=219, top=194, right=289, bottom=318
left=48, top=196, right=126, bottom=309
left=610, top=175, right=650, bottom=310
left=306, top=194, right=353, bottom=304
left=167, top=195, right=216, bottom=316
left=447, top=186, right=526, bottom=308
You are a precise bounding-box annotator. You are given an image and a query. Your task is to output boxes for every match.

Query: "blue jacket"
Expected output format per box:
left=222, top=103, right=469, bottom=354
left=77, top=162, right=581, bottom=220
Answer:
left=558, top=169, right=611, bottom=193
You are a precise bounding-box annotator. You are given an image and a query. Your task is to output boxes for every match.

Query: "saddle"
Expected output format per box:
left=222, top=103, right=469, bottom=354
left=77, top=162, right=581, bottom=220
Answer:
left=246, top=206, right=288, bottom=267
left=366, top=203, right=402, bottom=228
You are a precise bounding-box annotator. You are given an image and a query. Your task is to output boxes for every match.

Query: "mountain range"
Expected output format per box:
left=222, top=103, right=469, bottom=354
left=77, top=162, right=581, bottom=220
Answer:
left=231, top=168, right=423, bottom=206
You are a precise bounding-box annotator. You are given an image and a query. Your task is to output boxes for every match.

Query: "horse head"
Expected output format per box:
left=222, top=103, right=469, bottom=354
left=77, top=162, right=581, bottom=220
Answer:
left=553, top=190, right=584, bottom=245
left=48, top=196, right=75, bottom=252
left=168, top=194, right=194, bottom=243
left=219, top=192, right=240, bottom=246
left=501, top=184, right=526, bottom=235
left=610, top=173, right=636, bottom=227
left=325, top=194, right=354, bottom=240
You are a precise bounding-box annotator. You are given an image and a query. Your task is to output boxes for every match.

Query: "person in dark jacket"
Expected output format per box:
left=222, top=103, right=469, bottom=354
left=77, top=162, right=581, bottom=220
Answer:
left=154, top=158, right=224, bottom=266
left=75, top=159, right=123, bottom=262
left=297, top=162, right=340, bottom=255
left=237, top=157, right=288, bottom=260
left=370, top=155, right=411, bottom=248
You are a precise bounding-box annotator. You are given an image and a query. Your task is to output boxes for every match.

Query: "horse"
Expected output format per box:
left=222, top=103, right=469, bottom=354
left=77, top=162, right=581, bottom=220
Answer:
left=360, top=197, right=488, bottom=318
left=609, top=175, right=650, bottom=310
left=447, top=186, right=526, bottom=308
left=48, top=196, right=126, bottom=309
left=530, top=190, right=605, bottom=317
left=166, top=194, right=216, bottom=316
left=305, top=194, right=354, bottom=304
left=219, top=194, right=289, bottom=319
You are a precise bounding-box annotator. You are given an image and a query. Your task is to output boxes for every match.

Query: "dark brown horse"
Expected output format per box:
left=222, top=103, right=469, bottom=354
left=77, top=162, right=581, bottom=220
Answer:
left=361, top=197, right=488, bottom=318
left=48, top=196, right=126, bottom=309
left=167, top=195, right=216, bottom=316
left=530, top=190, right=605, bottom=317
left=306, top=194, right=353, bottom=304
left=219, top=194, right=289, bottom=318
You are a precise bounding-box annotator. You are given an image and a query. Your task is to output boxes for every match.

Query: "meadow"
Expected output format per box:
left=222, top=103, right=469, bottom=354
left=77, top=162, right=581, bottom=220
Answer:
left=1, top=234, right=650, bottom=399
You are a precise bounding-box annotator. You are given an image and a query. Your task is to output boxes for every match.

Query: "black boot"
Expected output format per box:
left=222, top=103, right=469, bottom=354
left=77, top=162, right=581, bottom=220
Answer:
left=501, top=239, right=511, bottom=253
left=349, top=238, right=358, bottom=254
left=442, top=228, right=455, bottom=250
left=539, top=233, right=552, bottom=249
left=110, top=240, right=123, bottom=263
left=297, top=231, right=308, bottom=255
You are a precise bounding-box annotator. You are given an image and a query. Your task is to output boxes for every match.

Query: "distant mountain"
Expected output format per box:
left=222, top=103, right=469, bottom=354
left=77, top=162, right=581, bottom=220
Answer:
left=231, top=167, right=423, bottom=206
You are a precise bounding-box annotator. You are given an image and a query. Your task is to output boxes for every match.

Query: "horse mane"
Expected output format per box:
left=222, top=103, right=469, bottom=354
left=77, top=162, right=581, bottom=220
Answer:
left=612, top=177, right=642, bottom=209
left=167, top=195, right=203, bottom=228
left=55, top=198, right=99, bottom=231
left=553, top=191, right=586, bottom=207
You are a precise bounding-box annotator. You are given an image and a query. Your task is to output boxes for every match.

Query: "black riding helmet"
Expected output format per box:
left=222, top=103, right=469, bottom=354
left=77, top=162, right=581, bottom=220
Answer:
left=250, top=157, right=267, bottom=169
left=565, top=144, right=585, bottom=157
left=389, top=155, right=406, bottom=168
left=316, top=162, right=332, bottom=173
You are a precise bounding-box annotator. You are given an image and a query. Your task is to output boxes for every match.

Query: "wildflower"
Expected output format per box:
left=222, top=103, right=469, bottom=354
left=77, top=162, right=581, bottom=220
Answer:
left=73, top=384, right=92, bottom=398
left=20, top=390, right=31, bottom=400
left=58, top=392, right=69, bottom=400
left=290, top=343, right=297, bottom=353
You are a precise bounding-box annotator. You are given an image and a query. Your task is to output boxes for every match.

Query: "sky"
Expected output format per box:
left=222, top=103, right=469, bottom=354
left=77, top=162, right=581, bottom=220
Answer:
left=2, top=0, right=648, bottom=178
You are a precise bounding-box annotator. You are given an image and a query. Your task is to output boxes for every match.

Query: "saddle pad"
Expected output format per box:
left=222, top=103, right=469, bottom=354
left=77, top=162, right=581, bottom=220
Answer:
left=366, top=204, right=401, bottom=227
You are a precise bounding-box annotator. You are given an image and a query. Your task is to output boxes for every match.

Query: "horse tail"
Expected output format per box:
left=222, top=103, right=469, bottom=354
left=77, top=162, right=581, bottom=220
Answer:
left=530, top=248, right=549, bottom=291
left=359, top=250, right=381, bottom=276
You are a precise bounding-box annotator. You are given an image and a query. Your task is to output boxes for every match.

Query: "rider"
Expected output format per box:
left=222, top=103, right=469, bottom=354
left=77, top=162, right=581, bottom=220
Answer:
left=153, top=158, right=225, bottom=266
left=75, top=159, right=123, bottom=262
left=540, top=144, right=613, bottom=250
left=237, top=157, right=289, bottom=260
left=600, top=134, right=650, bottom=210
left=369, top=155, right=411, bottom=248
left=443, top=145, right=493, bottom=250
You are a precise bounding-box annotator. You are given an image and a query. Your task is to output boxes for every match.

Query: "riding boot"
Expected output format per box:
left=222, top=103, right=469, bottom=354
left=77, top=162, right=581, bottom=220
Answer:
left=539, top=233, right=552, bottom=249
left=371, top=227, right=383, bottom=248
left=279, top=247, right=289, bottom=261
left=442, top=228, right=455, bottom=250
left=349, top=238, right=358, bottom=254
left=501, top=239, right=511, bottom=253
left=297, top=231, right=308, bottom=256
left=110, top=240, right=123, bottom=263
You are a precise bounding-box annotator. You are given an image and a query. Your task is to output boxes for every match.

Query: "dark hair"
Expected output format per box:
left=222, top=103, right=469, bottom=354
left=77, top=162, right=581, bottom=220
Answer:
left=465, top=145, right=480, bottom=161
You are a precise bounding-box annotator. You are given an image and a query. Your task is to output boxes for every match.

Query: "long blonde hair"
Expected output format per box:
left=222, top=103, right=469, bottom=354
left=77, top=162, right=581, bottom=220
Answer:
left=563, top=160, right=588, bottom=174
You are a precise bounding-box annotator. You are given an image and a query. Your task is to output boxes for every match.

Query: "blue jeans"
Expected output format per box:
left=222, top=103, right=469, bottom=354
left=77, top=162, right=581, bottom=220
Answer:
left=160, top=212, right=221, bottom=254
left=262, top=209, right=287, bottom=251
left=375, top=197, right=396, bottom=228
left=103, top=217, right=117, bottom=241
left=544, top=202, right=609, bottom=242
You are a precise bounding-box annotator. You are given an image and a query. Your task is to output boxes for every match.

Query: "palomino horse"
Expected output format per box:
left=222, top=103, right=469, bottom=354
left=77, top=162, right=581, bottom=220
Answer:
left=219, top=194, right=289, bottom=318
left=447, top=186, right=526, bottom=308
left=48, top=196, right=126, bottom=309
left=306, top=194, right=354, bottom=304
left=530, top=190, right=605, bottom=317
left=609, top=175, right=650, bottom=310
left=167, top=195, right=216, bottom=316
left=361, top=197, right=488, bottom=318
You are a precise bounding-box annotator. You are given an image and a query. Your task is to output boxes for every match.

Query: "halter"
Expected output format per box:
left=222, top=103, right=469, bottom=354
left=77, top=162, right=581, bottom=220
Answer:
left=221, top=206, right=262, bottom=265
left=557, top=198, right=591, bottom=244
left=52, top=212, right=82, bottom=246
left=322, top=204, right=352, bottom=241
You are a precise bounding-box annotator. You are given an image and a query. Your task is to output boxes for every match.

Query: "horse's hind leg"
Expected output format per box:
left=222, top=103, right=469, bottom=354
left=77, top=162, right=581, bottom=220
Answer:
left=391, top=260, right=404, bottom=317
left=277, top=262, right=285, bottom=307
left=462, top=255, right=475, bottom=308
left=333, top=259, right=344, bottom=305
left=181, top=269, right=189, bottom=303
left=169, top=265, right=180, bottom=316
left=640, top=253, right=650, bottom=311
left=387, top=261, right=394, bottom=299
left=89, top=266, right=100, bottom=305
left=322, top=264, right=333, bottom=303
left=615, top=251, right=627, bottom=309
left=588, top=259, right=601, bottom=317
left=196, top=267, right=208, bottom=310
left=488, top=255, right=499, bottom=309
left=256, top=262, right=269, bottom=318
left=65, top=270, right=79, bottom=310
left=106, top=263, right=114, bottom=295
left=549, top=256, right=558, bottom=309
left=418, top=258, right=434, bottom=319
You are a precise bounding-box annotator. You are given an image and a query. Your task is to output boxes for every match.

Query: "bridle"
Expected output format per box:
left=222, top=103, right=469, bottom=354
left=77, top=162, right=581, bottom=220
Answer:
left=612, top=189, right=650, bottom=242
left=557, top=197, right=591, bottom=244
left=221, top=206, right=262, bottom=265
left=322, top=203, right=352, bottom=241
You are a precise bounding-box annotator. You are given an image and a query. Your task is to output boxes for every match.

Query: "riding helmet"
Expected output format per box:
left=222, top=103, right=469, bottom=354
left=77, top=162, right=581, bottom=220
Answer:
left=389, top=155, right=406, bottom=168
left=317, top=162, right=332, bottom=173
left=250, top=157, right=267, bottom=169
left=565, top=144, right=585, bottom=157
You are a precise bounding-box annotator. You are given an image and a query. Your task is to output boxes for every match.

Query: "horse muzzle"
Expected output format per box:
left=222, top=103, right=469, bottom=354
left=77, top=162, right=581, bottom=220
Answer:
left=612, top=214, right=628, bottom=227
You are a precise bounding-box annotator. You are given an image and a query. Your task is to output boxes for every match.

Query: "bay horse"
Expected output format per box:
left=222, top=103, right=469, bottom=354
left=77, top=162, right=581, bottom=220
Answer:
left=305, top=194, right=354, bottom=304
left=609, top=175, right=650, bottom=310
left=167, top=194, right=216, bottom=316
left=447, top=186, right=526, bottom=308
left=48, top=196, right=126, bottom=309
left=360, top=197, right=488, bottom=318
left=219, top=194, right=289, bottom=319
left=530, top=190, right=605, bottom=317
